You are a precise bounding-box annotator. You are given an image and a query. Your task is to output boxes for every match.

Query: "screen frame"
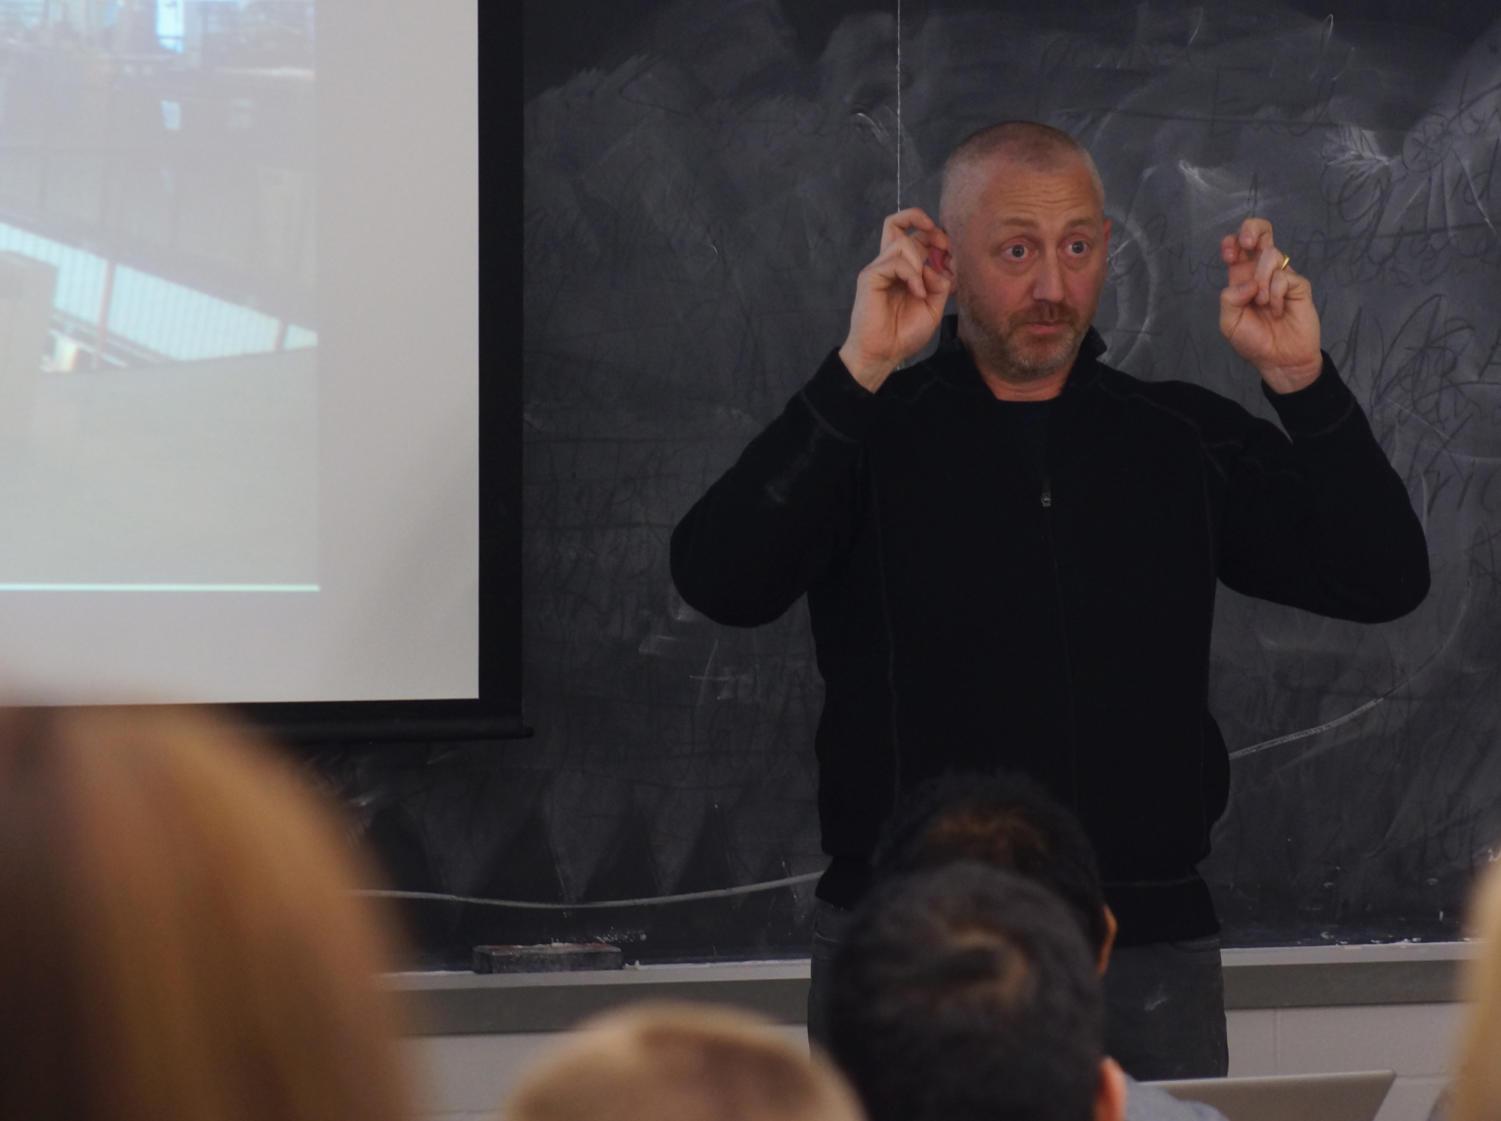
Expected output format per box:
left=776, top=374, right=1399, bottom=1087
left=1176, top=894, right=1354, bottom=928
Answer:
left=238, top=0, right=522, bottom=744
left=12, top=2, right=523, bottom=744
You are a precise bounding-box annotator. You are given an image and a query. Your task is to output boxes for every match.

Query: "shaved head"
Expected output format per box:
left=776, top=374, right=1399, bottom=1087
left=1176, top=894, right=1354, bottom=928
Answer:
left=939, top=121, right=1105, bottom=236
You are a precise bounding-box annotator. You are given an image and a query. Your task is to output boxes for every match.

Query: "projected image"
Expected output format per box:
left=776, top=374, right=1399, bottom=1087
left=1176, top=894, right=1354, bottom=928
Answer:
left=0, top=0, right=316, bottom=588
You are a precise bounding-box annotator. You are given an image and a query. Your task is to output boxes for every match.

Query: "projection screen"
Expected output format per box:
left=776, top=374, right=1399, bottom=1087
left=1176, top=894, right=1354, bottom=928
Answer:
left=0, top=0, right=481, bottom=706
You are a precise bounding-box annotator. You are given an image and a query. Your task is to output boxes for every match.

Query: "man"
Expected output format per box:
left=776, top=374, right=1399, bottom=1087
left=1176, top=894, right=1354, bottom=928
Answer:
left=828, top=862, right=1126, bottom=1121
left=867, top=769, right=1233, bottom=1099
left=505, top=1001, right=863, bottom=1121
left=670, top=122, right=1429, bottom=1072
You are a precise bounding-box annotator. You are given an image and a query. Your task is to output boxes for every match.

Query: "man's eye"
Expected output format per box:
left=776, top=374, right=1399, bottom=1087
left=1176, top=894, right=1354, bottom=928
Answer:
left=1006, top=245, right=1028, bottom=260
left=1068, top=240, right=1089, bottom=255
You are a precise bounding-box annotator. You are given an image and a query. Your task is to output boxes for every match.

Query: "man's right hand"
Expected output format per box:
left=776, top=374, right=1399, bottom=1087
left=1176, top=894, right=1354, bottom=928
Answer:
left=838, top=208, right=954, bottom=393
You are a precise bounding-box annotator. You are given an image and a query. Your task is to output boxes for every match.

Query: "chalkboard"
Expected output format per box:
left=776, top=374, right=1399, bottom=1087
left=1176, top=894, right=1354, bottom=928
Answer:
left=320, top=0, right=1501, bottom=967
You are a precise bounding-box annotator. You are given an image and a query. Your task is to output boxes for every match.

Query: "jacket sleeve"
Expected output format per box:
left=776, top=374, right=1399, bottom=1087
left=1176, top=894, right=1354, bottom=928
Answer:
left=1214, top=354, right=1431, bottom=622
left=669, top=350, right=879, bottom=627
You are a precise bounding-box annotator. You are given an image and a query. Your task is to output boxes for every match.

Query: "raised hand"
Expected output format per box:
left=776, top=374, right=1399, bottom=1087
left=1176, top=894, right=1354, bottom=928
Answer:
left=1218, top=218, right=1323, bottom=394
left=838, top=208, right=955, bottom=392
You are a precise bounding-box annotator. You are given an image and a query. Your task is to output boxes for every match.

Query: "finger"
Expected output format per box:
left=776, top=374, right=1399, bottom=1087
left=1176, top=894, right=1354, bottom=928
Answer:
left=1226, top=260, right=1257, bottom=288
left=897, top=227, right=937, bottom=256
left=868, top=251, right=927, bottom=300
left=865, top=238, right=926, bottom=285
left=884, top=223, right=954, bottom=275
left=1220, top=280, right=1256, bottom=310
left=922, top=263, right=952, bottom=309
left=890, top=257, right=927, bottom=301
left=881, top=207, right=939, bottom=252
left=1254, top=244, right=1283, bottom=300
left=1220, top=233, right=1241, bottom=264
left=920, top=230, right=954, bottom=273
left=1237, top=216, right=1274, bottom=253
left=1281, top=265, right=1313, bottom=308
left=1268, top=268, right=1290, bottom=317
left=1218, top=282, right=1256, bottom=343
left=869, top=237, right=928, bottom=291
left=1219, top=292, right=1247, bottom=343
left=890, top=236, right=930, bottom=282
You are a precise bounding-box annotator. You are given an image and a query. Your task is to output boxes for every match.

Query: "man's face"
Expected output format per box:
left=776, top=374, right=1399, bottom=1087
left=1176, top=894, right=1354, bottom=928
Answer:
left=950, top=157, right=1112, bottom=382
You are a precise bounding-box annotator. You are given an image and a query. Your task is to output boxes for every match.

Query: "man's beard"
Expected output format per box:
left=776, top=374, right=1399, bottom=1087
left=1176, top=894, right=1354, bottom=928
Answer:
left=958, top=295, right=1082, bottom=382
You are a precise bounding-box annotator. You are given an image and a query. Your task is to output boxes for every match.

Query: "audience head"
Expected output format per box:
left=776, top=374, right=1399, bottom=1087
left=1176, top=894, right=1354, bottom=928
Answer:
left=1452, top=856, right=1501, bottom=1121
left=0, top=705, right=412, bottom=1121
left=874, top=769, right=1115, bottom=968
left=505, top=1001, right=863, bottom=1121
left=829, top=861, right=1124, bottom=1121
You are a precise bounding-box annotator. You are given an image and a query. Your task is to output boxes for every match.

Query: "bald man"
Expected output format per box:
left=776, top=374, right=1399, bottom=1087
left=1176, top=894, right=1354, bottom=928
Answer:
left=670, top=122, right=1429, bottom=1076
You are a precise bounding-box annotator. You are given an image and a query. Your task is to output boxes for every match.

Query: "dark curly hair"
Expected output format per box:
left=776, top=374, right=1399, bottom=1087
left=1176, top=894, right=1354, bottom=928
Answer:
left=871, top=769, right=1110, bottom=957
left=828, top=862, right=1105, bottom=1121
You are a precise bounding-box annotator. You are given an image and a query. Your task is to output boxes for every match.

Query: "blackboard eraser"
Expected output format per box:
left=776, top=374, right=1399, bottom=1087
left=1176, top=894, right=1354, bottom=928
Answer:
left=472, top=942, right=624, bottom=973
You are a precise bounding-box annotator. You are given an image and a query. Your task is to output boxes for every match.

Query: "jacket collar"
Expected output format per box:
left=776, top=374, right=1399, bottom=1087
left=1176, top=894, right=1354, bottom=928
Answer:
left=932, top=314, right=1107, bottom=400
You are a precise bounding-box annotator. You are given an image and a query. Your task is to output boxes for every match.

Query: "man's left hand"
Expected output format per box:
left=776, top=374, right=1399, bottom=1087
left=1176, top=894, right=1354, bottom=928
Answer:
left=1218, top=218, right=1322, bottom=394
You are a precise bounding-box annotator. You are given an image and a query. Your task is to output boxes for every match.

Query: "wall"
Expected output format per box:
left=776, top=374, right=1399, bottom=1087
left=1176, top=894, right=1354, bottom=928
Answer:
left=394, top=948, right=1471, bottom=1121
left=405, top=1007, right=1459, bottom=1121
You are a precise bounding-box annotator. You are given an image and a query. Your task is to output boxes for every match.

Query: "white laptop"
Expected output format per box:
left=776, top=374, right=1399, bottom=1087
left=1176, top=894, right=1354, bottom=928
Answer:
left=1152, top=1070, right=1397, bottom=1121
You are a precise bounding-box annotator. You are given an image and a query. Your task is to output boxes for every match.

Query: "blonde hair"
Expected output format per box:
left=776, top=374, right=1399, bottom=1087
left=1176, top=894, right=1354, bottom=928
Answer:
left=0, top=706, right=413, bottom=1121
left=1454, top=857, right=1501, bottom=1121
left=505, top=1002, right=865, bottom=1121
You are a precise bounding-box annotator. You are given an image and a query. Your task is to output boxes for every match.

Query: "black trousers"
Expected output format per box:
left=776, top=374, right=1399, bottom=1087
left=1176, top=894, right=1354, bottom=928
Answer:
left=806, top=899, right=1229, bottom=1080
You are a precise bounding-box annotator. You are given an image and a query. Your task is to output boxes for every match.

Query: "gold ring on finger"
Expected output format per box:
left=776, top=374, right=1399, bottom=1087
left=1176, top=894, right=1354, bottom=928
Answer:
left=1278, top=253, right=1291, bottom=272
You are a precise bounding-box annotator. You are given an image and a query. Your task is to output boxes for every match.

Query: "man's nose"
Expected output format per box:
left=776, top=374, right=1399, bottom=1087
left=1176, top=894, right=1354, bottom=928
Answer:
left=1032, top=251, right=1065, bottom=303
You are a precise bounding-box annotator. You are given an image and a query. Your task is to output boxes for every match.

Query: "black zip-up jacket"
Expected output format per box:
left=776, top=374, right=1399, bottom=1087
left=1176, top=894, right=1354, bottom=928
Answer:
left=670, top=325, right=1430, bottom=944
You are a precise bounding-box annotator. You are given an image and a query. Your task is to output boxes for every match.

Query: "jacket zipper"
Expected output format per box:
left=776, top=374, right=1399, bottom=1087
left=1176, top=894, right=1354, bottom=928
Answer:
left=1041, top=471, right=1079, bottom=806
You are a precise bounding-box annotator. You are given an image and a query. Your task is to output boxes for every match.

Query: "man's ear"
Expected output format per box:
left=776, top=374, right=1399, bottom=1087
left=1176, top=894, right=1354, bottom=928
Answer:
left=1102, top=216, right=1113, bottom=253
left=940, top=244, right=957, bottom=283
left=1098, top=906, right=1118, bottom=976
left=1095, top=1056, right=1128, bottom=1121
